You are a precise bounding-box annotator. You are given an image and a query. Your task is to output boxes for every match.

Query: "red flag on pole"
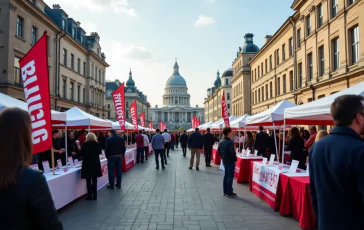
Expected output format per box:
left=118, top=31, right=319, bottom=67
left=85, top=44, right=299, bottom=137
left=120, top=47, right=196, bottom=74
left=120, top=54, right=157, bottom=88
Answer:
left=197, top=118, right=200, bottom=127
left=20, top=32, right=52, bottom=154
left=149, top=121, right=153, bottom=129
left=221, top=90, right=230, bottom=127
left=112, top=82, right=126, bottom=131
left=140, top=112, right=145, bottom=128
left=159, top=121, right=163, bottom=130
left=130, top=100, right=138, bottom=132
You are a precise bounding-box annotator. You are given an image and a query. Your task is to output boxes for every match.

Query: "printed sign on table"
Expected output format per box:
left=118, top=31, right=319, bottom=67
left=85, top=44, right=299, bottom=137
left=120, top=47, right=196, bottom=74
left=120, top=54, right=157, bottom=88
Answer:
left=289, top=160, right=299, bottom=173
left=68, top=157, right=74, bottom=166
left=123, top=150, right=135, bottom=172
left=269, top=154, right=275, bottom=165
left=42, top=161, right=50, bottom=173
left=252, top=162, right=282, bottom=208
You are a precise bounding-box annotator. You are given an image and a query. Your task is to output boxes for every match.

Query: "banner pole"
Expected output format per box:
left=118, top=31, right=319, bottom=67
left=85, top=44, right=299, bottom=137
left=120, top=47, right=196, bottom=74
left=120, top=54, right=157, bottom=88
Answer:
left=51, top=147, right=55, bottom=175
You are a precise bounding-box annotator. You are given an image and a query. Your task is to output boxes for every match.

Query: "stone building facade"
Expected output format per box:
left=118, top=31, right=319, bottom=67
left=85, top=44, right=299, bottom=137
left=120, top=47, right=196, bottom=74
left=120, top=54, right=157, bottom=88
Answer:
left=105, top=70, right=150, bottom=125
left=204, top=69, right=232, bottom=122
left=0, top=1, right=109, bottom=117
left=150, top=60, right=204, bottom=130
left=250, top=0, right=364, bottom=115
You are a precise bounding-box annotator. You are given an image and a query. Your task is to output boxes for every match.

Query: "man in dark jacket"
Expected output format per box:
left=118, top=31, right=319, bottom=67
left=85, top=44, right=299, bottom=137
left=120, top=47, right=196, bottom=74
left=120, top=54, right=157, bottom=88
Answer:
left=180, top=130, right=188, bottom=157
left=254, top=126, right=269, bottom=157
left=105, top=129, right=126, bottom=189
left=203, top=128, right=215, bottom=167
left=218, top=126, right=237, bottom=197
left=309, top=95, right=364, bottom=230
left=188, top=128, right=203, bottom=170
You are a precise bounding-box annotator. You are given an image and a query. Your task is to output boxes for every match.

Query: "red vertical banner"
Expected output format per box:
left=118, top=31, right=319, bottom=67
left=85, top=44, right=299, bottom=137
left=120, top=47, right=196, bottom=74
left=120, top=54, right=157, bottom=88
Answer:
left=140, top=112, right=145, bottom=128
left=20, top=32, right=52, bottom=154
left=197, top=118, right=200, bottom=127
left=130, top=100, right=138, bottom=132
left=221, top=91, right=230, bottom=127
left=149, top=121, right=153, bottom=129
left=159, top=121, right=163, bottom=130
left=112, top=83, right=126, bottom=131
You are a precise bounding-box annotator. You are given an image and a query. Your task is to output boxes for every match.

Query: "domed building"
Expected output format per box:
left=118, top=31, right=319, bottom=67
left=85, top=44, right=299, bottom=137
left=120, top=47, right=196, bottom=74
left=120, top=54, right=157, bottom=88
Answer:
left=105, top=70, right=150, bottom=124
left=150, top=60, right=204, bottom=130
left=204, top=68, right=232, bottom=122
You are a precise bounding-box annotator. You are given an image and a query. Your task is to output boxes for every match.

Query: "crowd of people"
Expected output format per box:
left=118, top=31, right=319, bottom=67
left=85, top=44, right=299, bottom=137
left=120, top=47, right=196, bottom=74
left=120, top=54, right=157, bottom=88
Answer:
left=1, top=94, right=364, bottom=229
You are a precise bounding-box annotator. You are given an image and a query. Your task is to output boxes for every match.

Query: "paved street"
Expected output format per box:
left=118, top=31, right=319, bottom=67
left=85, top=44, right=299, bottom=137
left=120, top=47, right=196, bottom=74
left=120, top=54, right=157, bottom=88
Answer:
left=59, top=149, right=302, bottom=230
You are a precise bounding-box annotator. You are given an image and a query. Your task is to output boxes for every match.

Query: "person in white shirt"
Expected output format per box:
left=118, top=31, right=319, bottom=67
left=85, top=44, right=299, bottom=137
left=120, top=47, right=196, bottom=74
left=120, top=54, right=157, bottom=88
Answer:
left=142, top=131, right=150, bottom=161
left=234, top=131, right=245, bottom=152
left=162, top=129, right=171, bottom=164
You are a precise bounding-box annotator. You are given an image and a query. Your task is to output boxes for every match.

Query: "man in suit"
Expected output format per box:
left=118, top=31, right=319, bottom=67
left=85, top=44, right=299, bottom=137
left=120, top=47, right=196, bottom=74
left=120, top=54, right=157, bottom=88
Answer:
left=253, top=126, right=269, bottom=157
left=105, top=129, right=125, bottom=189
left=188, top=128, right=203, bottom=170
left=203, top=128, right=215, bottom=167
left=309, top=95, right=364, bottom=230
left=180, top=130, right=188, bottom=157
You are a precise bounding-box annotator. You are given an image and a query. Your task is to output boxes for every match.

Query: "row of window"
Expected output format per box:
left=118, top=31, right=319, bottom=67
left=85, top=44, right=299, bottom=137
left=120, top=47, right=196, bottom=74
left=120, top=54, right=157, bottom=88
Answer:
left=62, top=48, right=105, bottom=83
left=16, top=16, right=38, bottom=45
left=61, top=78, right=104, bottom=106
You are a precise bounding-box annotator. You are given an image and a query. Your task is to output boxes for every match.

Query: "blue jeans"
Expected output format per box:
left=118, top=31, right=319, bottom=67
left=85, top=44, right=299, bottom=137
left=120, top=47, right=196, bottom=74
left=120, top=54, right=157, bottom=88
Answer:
left=154, top=149, right=164, bottom=168
left=137, top=147, right=145, bottom=162
left=223, top=161, right=235, bottom=194
left=108, top=155, right=122, bottom=187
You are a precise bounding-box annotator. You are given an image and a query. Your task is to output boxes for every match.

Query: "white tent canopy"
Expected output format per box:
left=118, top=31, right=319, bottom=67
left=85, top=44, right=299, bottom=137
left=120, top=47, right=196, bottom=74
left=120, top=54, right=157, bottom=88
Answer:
left=0, top=93, right=66, bottom=124
left=230, top=114, right=250, bottom=128
left=198, top=121, right=214, bottom=130
left=211, top=116, right=237, bottom=129
left=284, top=82, right=364, bottom=125
left=246, top=100, right=296, bottom=126
left=57, top=107, right=111, bottom=129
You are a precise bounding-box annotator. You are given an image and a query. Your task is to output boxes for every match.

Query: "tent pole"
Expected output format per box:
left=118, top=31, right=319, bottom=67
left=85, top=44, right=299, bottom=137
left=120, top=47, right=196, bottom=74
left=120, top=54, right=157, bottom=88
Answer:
left=238, top=128, right=240, bottom=152
left=273, top=123, right=278, bottom=162
left=65, top=125, right=68, bottom=167
left=243, top=126, right=246, bottom=150
left=282, top=118, right=286, bottom=164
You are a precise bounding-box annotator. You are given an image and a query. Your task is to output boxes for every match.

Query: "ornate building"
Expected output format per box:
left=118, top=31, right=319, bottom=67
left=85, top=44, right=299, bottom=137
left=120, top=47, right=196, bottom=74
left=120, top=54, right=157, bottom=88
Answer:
left=0, top=1, right=109, bottom=117
left=250, top=0, right=364, bottom=118
left=150, top=60, right=204, bottom=130
left=204, top=68, right=232, bottom=122
left=231, top=33, right=259, bottom=116
left=105, top=70, right=150, bottom=124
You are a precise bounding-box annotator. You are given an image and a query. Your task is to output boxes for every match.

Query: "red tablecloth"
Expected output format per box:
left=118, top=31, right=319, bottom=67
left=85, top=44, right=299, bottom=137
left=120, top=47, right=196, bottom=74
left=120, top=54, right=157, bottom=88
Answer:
left=234, top=158, right=262, bottom=183
left=279, top=175, right=317, bottom=229
left=211, top=148, right=221, bottom=165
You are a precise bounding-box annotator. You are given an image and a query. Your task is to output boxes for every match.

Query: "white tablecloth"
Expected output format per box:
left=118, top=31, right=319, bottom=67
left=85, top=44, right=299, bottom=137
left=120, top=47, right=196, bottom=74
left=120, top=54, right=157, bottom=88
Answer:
left=45, top=148, right=137, bottom=210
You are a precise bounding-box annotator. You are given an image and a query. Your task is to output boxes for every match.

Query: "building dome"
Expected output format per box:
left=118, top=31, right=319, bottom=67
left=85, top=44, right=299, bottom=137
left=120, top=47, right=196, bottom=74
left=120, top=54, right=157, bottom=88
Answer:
left=221, top=68, right=233, bottom=78
left=166, top=60, right=187, bottom=87
left=126, top=69, right=135, bottom=87
left=214, top=70, right=221, bottom=87
left=241, top=33, right=259, bottom=53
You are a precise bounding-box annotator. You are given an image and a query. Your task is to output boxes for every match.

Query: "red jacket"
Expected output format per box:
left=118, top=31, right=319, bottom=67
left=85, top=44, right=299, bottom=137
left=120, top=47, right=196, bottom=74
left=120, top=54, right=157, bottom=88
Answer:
left=135, top=134, right=144, bottom=148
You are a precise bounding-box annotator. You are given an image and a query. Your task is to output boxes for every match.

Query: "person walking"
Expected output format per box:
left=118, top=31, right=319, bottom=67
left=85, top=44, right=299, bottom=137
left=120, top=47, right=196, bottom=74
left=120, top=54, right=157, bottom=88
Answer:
left=170, top=132, right=175, bottom=151
left=218, top=126, right=237, bottom=197
left=135, top=130, right=145, bottom=163
left=180, top=130, right=188, bottom=157
left=0, top=108, right=63, bottom=229
left=151, top=129, right=165, bottom=170
left=188, top=128, right=203, bottom=170
left=175, top=132, right=180, bottom=149
left=142, top=131, right=150, bottom=160
left=253, top=126, right=269, bottom=157
left=203, top=128, right=215, bottom=167
left=162, top=129, right=171, bottom=163
left=81, top=133, right=102, bottom=200
left=105, top=129, right=125, bottom=189
left=309, top=95, right=364, bottom=230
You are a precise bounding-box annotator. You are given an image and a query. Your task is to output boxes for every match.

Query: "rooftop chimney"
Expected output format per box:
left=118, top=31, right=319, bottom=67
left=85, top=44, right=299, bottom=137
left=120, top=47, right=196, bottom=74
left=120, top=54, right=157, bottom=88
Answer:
left=76, top=21, right=81, bottom=27
left=52, top=4, right=61, bottom=9
left=265, top=35, right=272, bottom=43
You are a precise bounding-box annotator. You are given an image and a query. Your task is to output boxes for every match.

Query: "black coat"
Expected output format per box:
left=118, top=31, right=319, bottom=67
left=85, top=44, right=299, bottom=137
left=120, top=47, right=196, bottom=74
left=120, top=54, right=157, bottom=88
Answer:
left=81, top=141, right=102, bottom=179
left=105, top=134, right=126, bottom=158
left=287, top=136, right=305, bottom=169
left=254, top=131, right=269, bottom=156
left=180, top=133, right=188, bottom=147
left=217, top=137, right=237, bottom=164
left=309, top=127, right=364, bottom=230
left=203, top=132, right=215, bottom=151
left=188, top=132, right=203, bottom=149
left=0, top=167, right=63, bottom=230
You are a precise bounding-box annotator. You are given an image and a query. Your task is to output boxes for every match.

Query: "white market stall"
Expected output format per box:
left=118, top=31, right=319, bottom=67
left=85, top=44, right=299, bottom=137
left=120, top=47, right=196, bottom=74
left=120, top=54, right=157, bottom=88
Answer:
left=211, top=116, right=237, bottom=130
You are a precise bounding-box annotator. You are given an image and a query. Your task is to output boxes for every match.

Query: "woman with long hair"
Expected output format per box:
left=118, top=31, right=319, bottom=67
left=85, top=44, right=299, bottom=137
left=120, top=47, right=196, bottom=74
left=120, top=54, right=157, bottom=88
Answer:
left=81, top=133, right=102, bottom=200
left=0, top=108, right=62, bottom=229
left=287, top=127, right=305, bottom=169
left=315, top=130, right=328, bottom=142
left=244, top=131, right=254, bottom=151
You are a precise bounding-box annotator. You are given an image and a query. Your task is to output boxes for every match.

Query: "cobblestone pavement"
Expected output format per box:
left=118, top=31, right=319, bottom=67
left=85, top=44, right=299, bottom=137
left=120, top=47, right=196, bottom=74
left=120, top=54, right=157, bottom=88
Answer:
left=58, top=149, right=302, bottom=230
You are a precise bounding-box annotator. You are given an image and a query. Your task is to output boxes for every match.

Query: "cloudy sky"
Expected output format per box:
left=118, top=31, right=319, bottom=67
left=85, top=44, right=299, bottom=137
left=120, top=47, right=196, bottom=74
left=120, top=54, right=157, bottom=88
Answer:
left=43, top=0, right=294, bottom=107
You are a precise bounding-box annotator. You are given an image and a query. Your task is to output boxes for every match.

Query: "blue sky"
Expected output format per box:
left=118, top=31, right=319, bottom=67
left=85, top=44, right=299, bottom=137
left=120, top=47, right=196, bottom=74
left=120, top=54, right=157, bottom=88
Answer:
left=44, top=0, right=294, bottom=107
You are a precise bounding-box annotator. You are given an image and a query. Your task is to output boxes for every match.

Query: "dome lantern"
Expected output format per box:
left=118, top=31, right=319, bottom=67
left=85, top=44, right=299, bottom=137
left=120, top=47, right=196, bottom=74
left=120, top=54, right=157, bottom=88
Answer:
left=126, top=69, right=135, bottom=87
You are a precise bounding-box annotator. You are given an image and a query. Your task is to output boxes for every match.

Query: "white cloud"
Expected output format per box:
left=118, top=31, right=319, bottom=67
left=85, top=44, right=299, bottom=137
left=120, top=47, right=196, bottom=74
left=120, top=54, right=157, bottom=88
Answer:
left=80, top=22, right=98, bottom=34
left=43, top=0, right=137, bottom=16
left=194, top=15, right=215, bottom=27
